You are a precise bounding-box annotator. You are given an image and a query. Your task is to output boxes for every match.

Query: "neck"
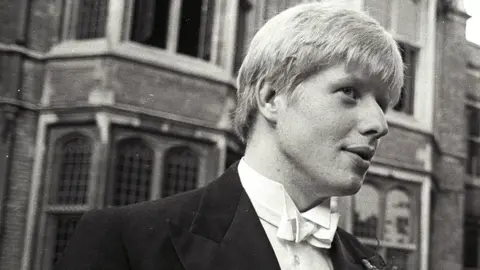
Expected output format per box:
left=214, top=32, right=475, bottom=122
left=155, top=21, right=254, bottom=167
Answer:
left=244, top=132, right=330, bottom=212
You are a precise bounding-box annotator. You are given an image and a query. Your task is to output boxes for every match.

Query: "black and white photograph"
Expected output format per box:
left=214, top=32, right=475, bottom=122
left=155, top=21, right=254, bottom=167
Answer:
left=0, top=0, right=479, bottom=269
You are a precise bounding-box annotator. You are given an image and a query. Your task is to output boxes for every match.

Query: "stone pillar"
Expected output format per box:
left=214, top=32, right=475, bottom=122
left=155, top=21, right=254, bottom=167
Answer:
left=430, top=1, right=470, bottom=270
left=93, top=113, right=112, bottom=208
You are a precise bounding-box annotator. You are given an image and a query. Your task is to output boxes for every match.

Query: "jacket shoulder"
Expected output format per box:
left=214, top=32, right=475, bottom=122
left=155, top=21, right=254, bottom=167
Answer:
left=96, top=185, right=207, bottom=226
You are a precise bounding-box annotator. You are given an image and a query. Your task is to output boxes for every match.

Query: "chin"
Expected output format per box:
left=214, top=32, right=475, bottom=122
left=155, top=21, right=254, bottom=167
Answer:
left=332, top=175, right=364, bottom=196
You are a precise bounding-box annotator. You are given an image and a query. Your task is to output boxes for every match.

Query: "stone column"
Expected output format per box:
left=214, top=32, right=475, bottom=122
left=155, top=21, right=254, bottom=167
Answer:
left=93, top=113, right=112, bottom=208
left=430, top=1, right=470, bottom=270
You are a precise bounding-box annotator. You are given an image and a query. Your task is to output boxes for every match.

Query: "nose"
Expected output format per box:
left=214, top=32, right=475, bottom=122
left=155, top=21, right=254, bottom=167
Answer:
left=358, top=98, right=389, bottom=140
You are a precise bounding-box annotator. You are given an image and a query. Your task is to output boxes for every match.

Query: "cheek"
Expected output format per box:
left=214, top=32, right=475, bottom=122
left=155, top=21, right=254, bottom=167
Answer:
left=303, top=111, right=351, bottom=144
left=279, top=99, right=355, bottom=148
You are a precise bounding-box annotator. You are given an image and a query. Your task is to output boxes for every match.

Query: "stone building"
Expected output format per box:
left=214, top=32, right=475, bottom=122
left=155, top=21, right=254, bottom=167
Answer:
left=0, top=0, right=477, bottom=270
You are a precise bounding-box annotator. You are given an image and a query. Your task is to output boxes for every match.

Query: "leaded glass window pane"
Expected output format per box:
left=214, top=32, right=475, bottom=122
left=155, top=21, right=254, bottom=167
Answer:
left=52, top=136, right=92, bottom=205
left=384, top=189, right=411, bottom=244
left=353, top=184, right=380, bottom=238
left=112, top=139, right=153, bottom=206
left=52, top=215, right=82, bottom=265
left=162, top=146, right=199, bottom=198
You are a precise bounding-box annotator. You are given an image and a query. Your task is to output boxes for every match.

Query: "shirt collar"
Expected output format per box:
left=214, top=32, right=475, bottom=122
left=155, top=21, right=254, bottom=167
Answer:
left=238, top=158, right=337, bottom=230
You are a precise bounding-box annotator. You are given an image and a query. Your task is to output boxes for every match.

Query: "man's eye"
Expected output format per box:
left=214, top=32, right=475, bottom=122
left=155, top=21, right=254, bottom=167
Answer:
left=339, top=87, right=359, bottom=99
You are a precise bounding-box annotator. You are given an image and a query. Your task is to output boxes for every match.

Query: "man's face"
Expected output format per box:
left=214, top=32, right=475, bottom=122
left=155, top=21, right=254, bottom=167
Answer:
left=274, top=63, right=390, bottom=199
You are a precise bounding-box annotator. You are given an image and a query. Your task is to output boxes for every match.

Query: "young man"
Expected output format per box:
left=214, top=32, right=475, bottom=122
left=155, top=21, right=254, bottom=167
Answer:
left=54, top=1, right=403, bottom=269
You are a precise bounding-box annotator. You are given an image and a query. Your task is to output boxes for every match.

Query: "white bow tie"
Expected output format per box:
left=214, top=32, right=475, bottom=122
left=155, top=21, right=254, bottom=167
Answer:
left=253, top=200, right=340, bottom=249
left=276, top=211, right=340, bottom=248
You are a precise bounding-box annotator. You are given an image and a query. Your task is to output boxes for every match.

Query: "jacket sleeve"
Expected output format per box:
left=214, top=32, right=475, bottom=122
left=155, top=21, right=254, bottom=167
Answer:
left=53, top=208, right=130, bottom=270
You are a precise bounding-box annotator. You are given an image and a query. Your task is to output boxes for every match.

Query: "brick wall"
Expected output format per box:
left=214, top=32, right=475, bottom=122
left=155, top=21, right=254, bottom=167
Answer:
left=0, top=1, right=46, bottom=268
left=375, top=125, right=431, bottom=170
left=0, top=1, right=22, bottom=44
left=22, top=60, right=46, bottom=104
left=112, top=59, right=231, bottom=125
left=434, top=18, right=469, bottom=156
left=28, top=0, right=60, bottom=52
left=0, top=110, right=38, bottom=270
left=46, top=59, right=99, bottom=105
left=429, top=6, right=470, bottom=270
left=45, top=58, right=233, bottom=126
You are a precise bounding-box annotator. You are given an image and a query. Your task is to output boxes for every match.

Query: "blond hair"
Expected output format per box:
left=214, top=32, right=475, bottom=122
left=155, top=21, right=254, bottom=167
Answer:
left=234, top=1, right=404, bottom=142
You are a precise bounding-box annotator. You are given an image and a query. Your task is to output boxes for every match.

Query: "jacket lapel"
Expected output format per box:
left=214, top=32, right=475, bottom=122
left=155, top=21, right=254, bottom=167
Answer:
left=168, top=162, right=386, bottom=270
left=168, top=162, right=280, bottom=270
left=330, top=229, right=388, bottom=270
left=330, top=233, right=365, bottom=270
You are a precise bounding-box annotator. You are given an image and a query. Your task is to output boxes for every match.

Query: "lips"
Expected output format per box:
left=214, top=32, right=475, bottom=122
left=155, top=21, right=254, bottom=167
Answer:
left=343, top=145, right=375, bottom=161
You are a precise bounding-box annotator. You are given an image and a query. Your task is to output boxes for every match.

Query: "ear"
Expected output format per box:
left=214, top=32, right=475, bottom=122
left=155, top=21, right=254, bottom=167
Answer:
left=255, top=83, right=284, bottom=123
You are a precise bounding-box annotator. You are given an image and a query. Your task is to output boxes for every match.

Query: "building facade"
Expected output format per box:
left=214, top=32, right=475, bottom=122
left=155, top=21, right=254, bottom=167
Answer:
left=0, top=0, right=477, bottom=270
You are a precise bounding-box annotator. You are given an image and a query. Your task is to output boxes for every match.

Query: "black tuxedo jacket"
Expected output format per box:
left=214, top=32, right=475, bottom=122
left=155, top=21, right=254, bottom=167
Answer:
left=54, top=163, right=387, bottom=270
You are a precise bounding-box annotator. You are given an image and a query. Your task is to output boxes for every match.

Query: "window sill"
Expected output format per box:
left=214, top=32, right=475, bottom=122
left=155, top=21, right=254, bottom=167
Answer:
left=47, top=39, right=110, bottom=58
left=46, top=40, right=237, bottom=87
left=386, top=110, right=432, bottom=135
left=357, top=237, right=417, bottom=251
left=113, top=42, right=236, bottom=86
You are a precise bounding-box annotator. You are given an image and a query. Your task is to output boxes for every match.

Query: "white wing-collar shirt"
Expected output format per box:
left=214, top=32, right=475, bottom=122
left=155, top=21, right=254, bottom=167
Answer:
left=238, top=158, right=340, bottom=269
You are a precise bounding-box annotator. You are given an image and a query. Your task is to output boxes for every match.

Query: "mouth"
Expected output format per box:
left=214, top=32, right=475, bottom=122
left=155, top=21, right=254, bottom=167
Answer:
left=342, top=145, right=375, bottom=161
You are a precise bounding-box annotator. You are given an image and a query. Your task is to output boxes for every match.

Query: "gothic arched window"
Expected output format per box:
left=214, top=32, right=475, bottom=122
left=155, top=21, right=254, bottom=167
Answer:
left=51, top=135, right=92, bottom=205
left=162, top=146, right=199, bottom=198
left=111, top=138, right=153, bottom=206
left=353, top=178, right=419, bottom=270
left=384, top=189, right=412, bottom=244
left=353, top=184, right=380, bottom=239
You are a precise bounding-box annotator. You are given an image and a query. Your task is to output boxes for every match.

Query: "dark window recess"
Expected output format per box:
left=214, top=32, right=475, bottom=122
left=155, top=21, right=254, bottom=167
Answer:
left=130, top=0, right=215, bottom=61
left=51, top=137, right=92, bottom=205
left=234, top=0, right=252, bottom=73
left=467, top=106, right=480, bottom=176
left=111, top=139, right=153, bottom=206
left=130, top=0, right=170, bottom=49
left=162, top=147, right=199, bottom=198
left=52, top=215, right=82, bottom=265
left=467, top=106, right=480, bottom=137
left=393, top=43, right=416, bottom=114
left=467, top=140, right=480, bottom=176
left=177, top=0, right=215, bottom=60
left=464, top=222, right=479, bottom=268
left=73, top=0, right=108, bottom=39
